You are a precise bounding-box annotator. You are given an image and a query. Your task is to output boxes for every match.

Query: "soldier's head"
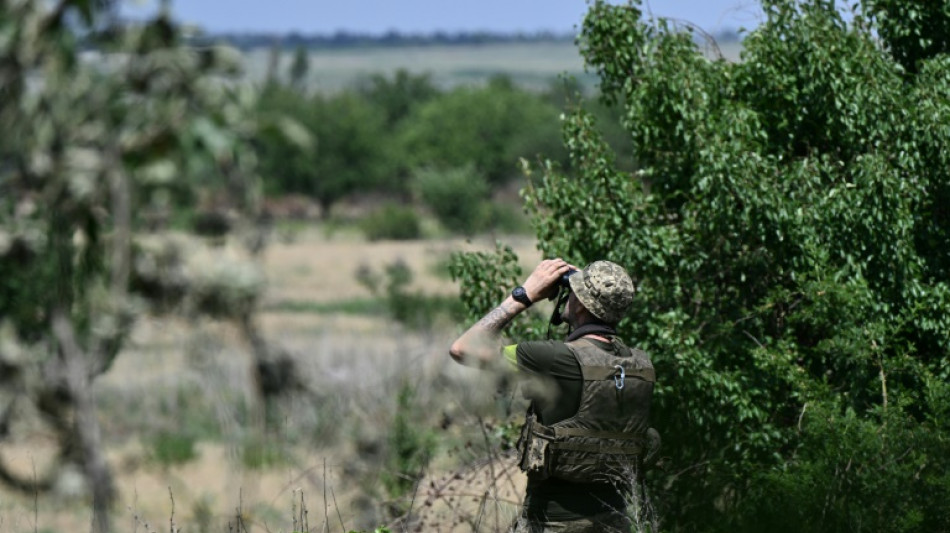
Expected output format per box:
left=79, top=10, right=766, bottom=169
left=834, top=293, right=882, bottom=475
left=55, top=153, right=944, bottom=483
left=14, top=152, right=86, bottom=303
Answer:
left=563, top=260, right=635, bottom=327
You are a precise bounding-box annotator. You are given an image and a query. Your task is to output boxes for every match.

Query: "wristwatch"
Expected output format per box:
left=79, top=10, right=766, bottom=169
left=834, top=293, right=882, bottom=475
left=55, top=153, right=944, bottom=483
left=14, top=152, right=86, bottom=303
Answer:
left=511, top=286, right=533, bottom=307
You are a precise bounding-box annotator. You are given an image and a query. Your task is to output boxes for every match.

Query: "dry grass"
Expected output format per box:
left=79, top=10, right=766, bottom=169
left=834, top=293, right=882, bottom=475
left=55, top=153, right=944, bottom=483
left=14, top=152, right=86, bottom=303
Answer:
left=0, top=226, right=541, bottom=532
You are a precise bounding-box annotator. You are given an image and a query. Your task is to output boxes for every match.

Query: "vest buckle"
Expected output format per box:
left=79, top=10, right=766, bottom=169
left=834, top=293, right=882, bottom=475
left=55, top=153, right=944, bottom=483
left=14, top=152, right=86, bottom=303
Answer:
left=614, top=365, right=625, bottom=390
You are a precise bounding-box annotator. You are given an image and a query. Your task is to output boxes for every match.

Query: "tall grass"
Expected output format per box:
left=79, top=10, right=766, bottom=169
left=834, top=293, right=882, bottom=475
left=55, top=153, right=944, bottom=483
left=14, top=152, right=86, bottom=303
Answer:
left=0, top=233, right=545, bottom=532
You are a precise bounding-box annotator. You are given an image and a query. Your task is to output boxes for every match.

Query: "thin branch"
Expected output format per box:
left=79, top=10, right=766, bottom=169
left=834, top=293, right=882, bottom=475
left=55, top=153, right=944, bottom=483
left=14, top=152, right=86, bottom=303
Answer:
left=32, top=457, right=38, bottom=533
left=742, top=329, right=766, bottom=349
left=168, top=487, right=176, bottom=533
left=402, top=452, right=428, bottom=533
left=330, top=486, right=345, bottom=533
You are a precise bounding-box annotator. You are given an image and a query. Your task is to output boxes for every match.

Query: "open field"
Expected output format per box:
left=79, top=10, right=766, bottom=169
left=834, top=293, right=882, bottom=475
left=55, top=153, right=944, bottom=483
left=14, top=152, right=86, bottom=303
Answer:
left=239, top=40, right=743, bottom=92
left=0, top=227, right=545, bottom=532
left=243, top=41, right=594, bottom=92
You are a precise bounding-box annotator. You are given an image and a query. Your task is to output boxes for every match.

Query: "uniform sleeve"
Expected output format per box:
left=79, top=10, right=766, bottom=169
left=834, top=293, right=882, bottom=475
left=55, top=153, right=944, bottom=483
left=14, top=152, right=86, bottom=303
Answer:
left=513, top=340, right=561, bottom=375
left=503, top=341, right=577, bottom=379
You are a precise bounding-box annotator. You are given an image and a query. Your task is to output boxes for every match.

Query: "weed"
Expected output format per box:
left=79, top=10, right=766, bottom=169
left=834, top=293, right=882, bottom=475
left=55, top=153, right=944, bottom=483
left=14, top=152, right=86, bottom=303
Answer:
left=150, top=431, right=198, bottom=467
left=356, top=259, right=464, bottom=330
left=382, top=382, right=436, bottom=518
left=241, top=437, right=286, bottom=470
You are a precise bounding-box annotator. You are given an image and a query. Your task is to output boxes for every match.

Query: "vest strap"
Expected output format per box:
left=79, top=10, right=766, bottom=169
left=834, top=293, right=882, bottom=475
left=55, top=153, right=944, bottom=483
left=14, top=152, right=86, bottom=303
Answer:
left=553, top=427, right=646, bottom=440
left=581, top=365, right=656, bottom=383
left=549, top=442, right=643, bottom=455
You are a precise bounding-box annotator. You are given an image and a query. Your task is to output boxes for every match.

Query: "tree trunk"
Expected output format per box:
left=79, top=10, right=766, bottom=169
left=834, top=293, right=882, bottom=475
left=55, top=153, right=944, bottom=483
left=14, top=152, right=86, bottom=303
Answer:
left=52, top=310, right=114, bottom=533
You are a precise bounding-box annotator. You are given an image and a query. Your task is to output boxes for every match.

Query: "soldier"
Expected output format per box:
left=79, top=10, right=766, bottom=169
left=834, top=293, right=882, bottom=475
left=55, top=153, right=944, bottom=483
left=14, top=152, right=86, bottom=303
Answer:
left=450, top=258, right=655, bottom=533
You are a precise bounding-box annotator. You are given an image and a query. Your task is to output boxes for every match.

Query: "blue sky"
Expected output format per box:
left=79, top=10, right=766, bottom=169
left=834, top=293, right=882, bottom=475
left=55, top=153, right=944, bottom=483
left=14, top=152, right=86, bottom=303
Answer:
left=122, top=0, right=764, bottom=35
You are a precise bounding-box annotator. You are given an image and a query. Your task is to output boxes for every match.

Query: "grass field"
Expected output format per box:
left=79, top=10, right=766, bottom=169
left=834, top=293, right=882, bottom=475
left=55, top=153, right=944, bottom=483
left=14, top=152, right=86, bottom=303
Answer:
left=0, top=226, right=544, bottom=532
left=242, top=41, right=593, bottom=92
left=240, top=39, right=743, bottom=93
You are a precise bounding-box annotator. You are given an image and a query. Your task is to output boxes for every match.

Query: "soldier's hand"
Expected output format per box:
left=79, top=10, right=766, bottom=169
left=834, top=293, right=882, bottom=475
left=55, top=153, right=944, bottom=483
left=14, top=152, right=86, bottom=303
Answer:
left=522, top=258, right=572, bottom=302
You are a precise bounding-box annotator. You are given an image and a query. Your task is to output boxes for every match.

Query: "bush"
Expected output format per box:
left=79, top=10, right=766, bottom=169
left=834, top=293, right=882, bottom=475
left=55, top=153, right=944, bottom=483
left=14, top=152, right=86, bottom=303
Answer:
left=356, top=259, right=463, bottom=329
left=412, top=165, right=490, bottom=235
left=485, top=200, right=532, bottom=235
left=359, top=203, right=422, bottom=241
left=381, top=382, right=436, bottom=517
left=241, top=436, right=286, bottom=469
left=150, top=431, right=198, bottom=466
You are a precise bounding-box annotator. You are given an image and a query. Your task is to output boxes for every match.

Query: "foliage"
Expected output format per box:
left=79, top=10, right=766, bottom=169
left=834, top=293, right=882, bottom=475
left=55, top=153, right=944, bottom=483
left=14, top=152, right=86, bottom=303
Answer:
left=0, top=2, right=262, bottom=527
left=356, top=68, right=440, bottom=128
left=543, top=76, right=638, bottom=173
left=413, top=165, right=491, bottom=235
left=289, top=44, right=310, bottom=88
left=448, top=242, right=552, bottom=341
left=256, top=85, right=391, bottom=215
left=356, top=260, right=463, bottom=329
left=359, top=203, right=423, bottom=241
left=863, top=0, right=950, bottom=75
left=241, top=436, right=287, bottom=469
left=450, top=1, right=950, bottom=531
left=381, top=382, right=436, bottom=516
left=150, top=431, right=199, bottom=467
left=399, top=75, right=566, bottom=186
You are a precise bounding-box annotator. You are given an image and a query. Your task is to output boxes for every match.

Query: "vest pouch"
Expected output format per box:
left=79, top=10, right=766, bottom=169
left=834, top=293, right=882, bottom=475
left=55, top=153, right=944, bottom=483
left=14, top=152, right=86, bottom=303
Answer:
left=516, top=412, right=553, bottom=479
left=547, top=434, right=643, bottom=485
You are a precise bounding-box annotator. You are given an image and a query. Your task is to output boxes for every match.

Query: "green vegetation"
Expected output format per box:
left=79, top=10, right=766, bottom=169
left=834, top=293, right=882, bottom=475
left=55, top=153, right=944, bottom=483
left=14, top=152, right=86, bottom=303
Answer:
left=8, top=0, right=950, bottom=531
left=356, top=260, right=463, bottom=329
left=257, top=83, right=392, bottom=217
left=265, top=297, right=382, bottom=315
left=359, top=203, right=423, bottom=241
left=150, top=432, right=199, bottom=467
left=412, top=165, right=491, bottom=235
left=451, top=1, right=950, bottom=531
left=0, top=2, right=263, bottom=530
left=253, top=59, right=604, bottom=237
left=381, top=383, right=436, bottom=516
left=399, top=75, right=566, bottom=185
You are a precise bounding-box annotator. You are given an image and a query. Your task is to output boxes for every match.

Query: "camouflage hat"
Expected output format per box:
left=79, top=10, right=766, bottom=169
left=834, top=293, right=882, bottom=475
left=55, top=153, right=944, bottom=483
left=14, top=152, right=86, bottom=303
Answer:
left=568, top=260, right=635, bottom=325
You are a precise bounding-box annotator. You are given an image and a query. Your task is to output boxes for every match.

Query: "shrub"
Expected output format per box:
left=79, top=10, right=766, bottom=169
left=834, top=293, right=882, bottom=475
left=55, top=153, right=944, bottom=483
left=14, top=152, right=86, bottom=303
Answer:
left=381, top=382, right=436, bottom=517
left=484, top=200, right=532, bottom=235
left=150, top=431, right=198, bottom=466
left=359, top=203, right=422, bottom=241
left=412, top=165, right=490, bottom=235
left=356, top=259, right=464, bottom=329
left=241, top=436, right=286, bottom=469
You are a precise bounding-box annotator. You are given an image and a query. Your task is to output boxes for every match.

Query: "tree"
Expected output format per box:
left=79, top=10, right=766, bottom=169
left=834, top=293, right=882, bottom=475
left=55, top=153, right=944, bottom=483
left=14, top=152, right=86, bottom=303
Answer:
left=0, top=2, right=262, bottom=531
left=289, top=44, right=310, bottom=89
left=400, top=76, right=566, bottom=186
left=356, top=68, right=440, bottom=128
left=450, top=1, right=950, bottom=531
left=256, top=86, right=390, bottom=216
left=412, top=165, right=491, bottom=235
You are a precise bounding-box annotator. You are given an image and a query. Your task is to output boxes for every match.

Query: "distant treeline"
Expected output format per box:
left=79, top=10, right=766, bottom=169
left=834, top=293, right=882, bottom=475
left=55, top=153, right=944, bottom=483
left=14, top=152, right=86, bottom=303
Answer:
left=190, top=28, right=740, bottom=51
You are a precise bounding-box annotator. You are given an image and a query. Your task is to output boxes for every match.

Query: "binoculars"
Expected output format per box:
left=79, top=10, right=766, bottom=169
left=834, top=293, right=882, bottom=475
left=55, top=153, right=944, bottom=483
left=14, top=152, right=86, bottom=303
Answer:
left=559, top=268, right=578, bottom=288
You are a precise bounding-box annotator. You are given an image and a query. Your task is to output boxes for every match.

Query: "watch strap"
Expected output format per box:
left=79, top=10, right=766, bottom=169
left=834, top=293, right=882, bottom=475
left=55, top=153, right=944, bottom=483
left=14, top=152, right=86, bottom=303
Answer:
left=512, top=286, right=533, bottom=307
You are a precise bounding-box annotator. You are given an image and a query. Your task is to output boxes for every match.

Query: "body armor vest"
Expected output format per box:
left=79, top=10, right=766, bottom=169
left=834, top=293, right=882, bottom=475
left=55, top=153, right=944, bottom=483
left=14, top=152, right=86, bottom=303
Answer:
left=517, top=337, right=655, bottom=485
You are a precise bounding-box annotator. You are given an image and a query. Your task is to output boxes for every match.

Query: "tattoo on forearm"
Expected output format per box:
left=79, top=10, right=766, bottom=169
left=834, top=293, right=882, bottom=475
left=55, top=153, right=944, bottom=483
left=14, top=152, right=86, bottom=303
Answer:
left=476, top=301, right=515, bottom=331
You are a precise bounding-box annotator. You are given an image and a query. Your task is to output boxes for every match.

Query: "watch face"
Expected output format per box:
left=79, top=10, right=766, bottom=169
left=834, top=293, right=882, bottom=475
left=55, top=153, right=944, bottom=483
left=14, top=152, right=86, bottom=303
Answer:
left=512, top=286, right=531, bottom=305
